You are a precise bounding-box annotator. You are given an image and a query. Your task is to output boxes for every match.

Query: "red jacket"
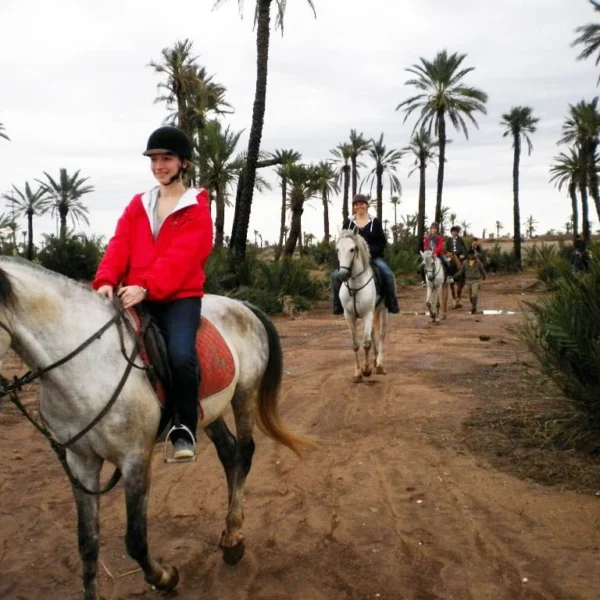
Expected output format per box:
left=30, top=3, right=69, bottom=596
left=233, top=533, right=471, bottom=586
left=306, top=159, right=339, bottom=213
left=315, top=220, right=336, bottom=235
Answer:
left=92, top=188, right=213, bottom=302
left=424, top=234, right=444, bottom=256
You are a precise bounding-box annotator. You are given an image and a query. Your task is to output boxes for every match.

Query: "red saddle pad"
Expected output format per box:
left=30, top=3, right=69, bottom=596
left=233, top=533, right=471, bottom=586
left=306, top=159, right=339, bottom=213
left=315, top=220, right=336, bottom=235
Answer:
left=129, top=310, right=235, bottom=420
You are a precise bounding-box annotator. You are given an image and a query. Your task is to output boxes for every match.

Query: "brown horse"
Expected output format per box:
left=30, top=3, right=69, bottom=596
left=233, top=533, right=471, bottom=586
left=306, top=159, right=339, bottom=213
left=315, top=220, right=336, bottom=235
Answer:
left=446, top=253, right=466, bottom=309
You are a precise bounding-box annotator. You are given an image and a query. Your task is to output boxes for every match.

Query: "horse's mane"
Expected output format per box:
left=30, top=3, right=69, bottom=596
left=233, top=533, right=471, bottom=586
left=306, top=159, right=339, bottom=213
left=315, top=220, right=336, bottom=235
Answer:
left=0, top=256, right=102, bottom=308
left=338, top=229, right=371, bottom=265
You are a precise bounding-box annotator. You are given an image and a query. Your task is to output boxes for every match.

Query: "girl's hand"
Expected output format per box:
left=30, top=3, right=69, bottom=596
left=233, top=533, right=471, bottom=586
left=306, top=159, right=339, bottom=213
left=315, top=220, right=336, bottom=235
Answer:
left=117, top=286, right=147, bottom=309
left=96, top=285, right=113, bottom=300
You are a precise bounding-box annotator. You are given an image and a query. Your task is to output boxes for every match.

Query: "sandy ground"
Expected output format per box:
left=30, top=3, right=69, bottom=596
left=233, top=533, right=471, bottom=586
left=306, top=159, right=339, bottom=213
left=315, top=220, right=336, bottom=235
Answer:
left=0, top=273, right=599, bottom=600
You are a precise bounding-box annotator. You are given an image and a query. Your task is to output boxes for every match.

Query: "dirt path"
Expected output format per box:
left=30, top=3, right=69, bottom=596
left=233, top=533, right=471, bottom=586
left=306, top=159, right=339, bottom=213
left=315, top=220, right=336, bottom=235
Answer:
left=0, top=273, right=598, bottom=600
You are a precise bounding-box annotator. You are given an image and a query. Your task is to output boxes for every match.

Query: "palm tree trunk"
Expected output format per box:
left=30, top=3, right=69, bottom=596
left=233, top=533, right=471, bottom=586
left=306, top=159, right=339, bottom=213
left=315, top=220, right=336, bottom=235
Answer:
left=342, top=165, right=350, bottom=221
left=351, top=157, right=358, bottom=200
left=323, top=192, right=330, bottom=242
left=580, top=179, right=591, bottom=242
left=416, top=158, right=427, bottom=253
left=587, top=142, right=600, bottom=223
left=275, top=178, right=287, bottom=260
left=59, top=205, right=68, bottom=242
left=435, top=110, right=446, bottom=223
left=376, top=166, right=383, bottom=221
left=283, top=196, right=303, bottom=258
left=27, top=210, right=34, bottom=261
left=229, top=0, right=271, bottom=267
left=569, top=181, right=579, bottom=239
left=512, top=133, right=522, bottom=267
left=214, top=188, right=225, bottom=247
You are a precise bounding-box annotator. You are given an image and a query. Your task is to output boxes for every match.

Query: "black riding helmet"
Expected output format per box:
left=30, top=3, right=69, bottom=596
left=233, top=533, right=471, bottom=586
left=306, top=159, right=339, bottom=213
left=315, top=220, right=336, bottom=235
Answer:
left=143, top=126, right=192, bottom=160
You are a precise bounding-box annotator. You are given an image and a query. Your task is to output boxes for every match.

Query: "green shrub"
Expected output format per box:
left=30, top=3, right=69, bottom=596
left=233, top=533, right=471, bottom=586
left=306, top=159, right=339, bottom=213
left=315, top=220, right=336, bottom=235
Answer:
left=229, top=287, right=282, bottom=315
left=37, top=233, right=105, bottom=281
left=254, top=258, right=325, bottom=301
left=306, top=240, right=337, bottom=269
left=521, top=257, right=600, bottom=450
left=386, top=248, right=419, bottom=275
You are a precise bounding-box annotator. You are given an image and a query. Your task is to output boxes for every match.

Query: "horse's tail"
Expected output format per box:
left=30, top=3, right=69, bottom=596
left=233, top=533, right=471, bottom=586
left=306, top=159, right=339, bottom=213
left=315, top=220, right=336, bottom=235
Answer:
left=243, top=302, right=311, bottom=458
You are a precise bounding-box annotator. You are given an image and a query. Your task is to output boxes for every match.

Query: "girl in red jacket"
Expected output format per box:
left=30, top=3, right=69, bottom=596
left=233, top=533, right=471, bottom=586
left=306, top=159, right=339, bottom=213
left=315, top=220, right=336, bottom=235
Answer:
left=93, top=126, right=214, bottom=461
left=420, top=222, right=453, bottom=286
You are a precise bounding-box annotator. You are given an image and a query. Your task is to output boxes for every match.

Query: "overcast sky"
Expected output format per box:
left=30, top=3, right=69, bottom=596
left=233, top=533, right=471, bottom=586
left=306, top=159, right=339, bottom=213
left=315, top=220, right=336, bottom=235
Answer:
left=1, top=0, right=599, bottom=246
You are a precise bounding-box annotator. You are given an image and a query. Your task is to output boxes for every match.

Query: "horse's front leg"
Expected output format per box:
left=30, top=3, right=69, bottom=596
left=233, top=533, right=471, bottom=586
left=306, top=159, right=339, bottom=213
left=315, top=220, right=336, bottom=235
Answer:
left=361, top=311, right=374, bottom=377
left=375, top=308, right=388, bottom=374
left=345, top=312, right=362, bottom=383
left=441, top=284, right=448, bottom=320
left=68, top=452, right=102, bottom=600
left=122, top=456, right=179, bottom=592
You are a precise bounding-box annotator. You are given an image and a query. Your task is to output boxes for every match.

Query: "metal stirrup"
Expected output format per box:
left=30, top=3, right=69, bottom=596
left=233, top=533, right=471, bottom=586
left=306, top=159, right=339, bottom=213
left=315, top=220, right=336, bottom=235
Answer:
left=164, top=423, right=197, bottom=463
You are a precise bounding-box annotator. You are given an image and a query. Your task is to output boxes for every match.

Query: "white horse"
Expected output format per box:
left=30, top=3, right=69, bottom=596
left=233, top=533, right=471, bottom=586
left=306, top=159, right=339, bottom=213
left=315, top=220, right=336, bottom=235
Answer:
left=420, top=250, right=449, bottom=323
left=0, top=257, right=307, bottom=600
left=336, top=230, right=389, bottom=382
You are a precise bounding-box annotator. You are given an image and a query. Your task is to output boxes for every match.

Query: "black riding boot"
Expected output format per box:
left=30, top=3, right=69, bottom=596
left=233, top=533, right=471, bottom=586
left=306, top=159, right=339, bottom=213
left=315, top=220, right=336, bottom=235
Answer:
left=332, top=272, right=344, bottom=315
left=384, top=272, right=400, bottom=314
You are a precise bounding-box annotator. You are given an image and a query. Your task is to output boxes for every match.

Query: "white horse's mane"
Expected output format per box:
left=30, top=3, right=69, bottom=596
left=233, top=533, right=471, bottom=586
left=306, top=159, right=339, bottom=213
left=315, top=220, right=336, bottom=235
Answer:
left=338, top=229, right=371, bottom=267
left=0, top=256, right=105, bottom=307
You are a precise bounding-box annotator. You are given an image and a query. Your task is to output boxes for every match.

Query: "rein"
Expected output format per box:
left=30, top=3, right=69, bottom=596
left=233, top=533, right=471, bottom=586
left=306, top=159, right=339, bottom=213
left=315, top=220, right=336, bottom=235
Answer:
left=339, top=251, right=375, bottom=318
left=0, top=299, right=151, bottom=496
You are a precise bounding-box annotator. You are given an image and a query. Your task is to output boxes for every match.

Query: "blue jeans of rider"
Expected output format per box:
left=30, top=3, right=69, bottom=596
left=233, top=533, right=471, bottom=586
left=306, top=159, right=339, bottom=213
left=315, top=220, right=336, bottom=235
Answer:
left=146, top=297, right=201, bottom=443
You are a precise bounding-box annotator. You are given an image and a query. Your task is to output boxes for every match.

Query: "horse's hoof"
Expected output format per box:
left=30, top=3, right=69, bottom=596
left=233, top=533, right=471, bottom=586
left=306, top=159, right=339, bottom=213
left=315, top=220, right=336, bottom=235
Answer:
left=352, top=375, right=362, bottom=383
left=375, top=365, right=385, bottom=375
left=441, top=313, right=447, bottom=320
left=150, top=565, right=179, bottom=592
left=223, top=540, right=246, bottom=565
left=362, top=369, right=372, bottom=377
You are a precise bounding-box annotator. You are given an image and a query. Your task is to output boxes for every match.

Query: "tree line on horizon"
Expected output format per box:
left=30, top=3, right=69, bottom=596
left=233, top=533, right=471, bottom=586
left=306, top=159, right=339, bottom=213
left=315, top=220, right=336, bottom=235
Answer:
left=3, top=0, right=600, bottom=273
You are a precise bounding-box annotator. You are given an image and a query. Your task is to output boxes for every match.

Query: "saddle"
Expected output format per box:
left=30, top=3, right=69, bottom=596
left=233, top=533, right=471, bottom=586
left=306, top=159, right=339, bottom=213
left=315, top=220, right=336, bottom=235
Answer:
left=128, top=306, right=236, bottom=430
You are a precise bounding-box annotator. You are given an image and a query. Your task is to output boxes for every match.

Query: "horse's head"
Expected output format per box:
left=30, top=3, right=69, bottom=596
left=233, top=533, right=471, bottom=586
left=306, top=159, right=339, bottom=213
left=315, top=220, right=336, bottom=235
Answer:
left=420, top=250, right=434, bottom=270
left=336, top=229, right=368, bottom=282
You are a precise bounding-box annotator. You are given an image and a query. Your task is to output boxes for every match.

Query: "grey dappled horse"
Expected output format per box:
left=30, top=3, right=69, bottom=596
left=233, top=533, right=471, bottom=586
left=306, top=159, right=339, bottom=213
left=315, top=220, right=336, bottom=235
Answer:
left=336, top=230, right=389, bottom=382
left=0, top=257, right=306, bottom=600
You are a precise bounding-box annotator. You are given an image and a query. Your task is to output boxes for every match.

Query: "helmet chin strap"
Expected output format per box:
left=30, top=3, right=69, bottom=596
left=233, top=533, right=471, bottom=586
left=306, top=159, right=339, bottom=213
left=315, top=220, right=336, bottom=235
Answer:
left=166, top=165, right=184, bottom=185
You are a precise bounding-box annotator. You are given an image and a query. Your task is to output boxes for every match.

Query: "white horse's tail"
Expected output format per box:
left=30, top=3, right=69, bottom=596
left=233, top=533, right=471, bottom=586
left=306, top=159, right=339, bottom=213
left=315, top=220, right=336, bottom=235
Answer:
left=243, top=303, right=312, bottom=457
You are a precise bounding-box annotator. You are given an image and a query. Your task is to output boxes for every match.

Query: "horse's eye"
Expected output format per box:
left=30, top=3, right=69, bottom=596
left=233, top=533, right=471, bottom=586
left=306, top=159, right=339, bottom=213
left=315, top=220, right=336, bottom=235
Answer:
left=350, top=248, right=355, bottom=253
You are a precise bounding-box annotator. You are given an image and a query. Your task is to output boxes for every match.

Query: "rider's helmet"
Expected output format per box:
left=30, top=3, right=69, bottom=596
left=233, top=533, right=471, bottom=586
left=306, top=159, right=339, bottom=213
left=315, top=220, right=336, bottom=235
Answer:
left=352, top=194, right=369, bottom=206
left=143, top=126, right=192, bottom=160
left=430, top=222, right=440, bottom=231
left=450, top=225, right=460, bottom=233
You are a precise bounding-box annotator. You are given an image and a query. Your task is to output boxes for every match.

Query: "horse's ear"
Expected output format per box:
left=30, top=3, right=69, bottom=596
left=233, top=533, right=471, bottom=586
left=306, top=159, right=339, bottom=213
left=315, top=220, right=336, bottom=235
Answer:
left=419, top=250, right=424, bottom=258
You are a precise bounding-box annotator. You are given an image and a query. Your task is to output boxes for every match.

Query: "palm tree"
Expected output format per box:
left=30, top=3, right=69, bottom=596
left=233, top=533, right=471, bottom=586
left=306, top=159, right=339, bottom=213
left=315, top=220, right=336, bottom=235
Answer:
left=572, top=1, right=600, bottom=84
left=559, top=98, right=600, bottom=228
left=2, top=183, right=51, bottom=260
left=272, top=149, right=302, bottom=260
left=199, top=120, right=245, bottom=247
left=396, top=50, right=488, bottom=223
left=500, top=106, right=539, bottom=267
left=403, top=127, right=440, bottom=251
left=524, top=215, right=537, bottom=238
left=348, top=129, right=371, bottom=201
left=363, top=133, right=403, bottom=222
left=550, top=147, right=588, bottom=240
left=495, top=221, right=503, bottom=238
left=282, top=164, right=319, bottom=258
left=149, top=39, right=200, bottom=135
left=330, top=143, right=352, bottom=221
left=37, top=169, right=94, bottom=241
left=0, top=118, right=9, bottom=141
left=313, top=161, right=339, bottom=242
left=214, top=0, right=317, bottom=267
left=450, top=213, right=457, bottom=227
left=460, top=220, right=471, bottom=236
left=390, top=196, right=401, bottom=232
